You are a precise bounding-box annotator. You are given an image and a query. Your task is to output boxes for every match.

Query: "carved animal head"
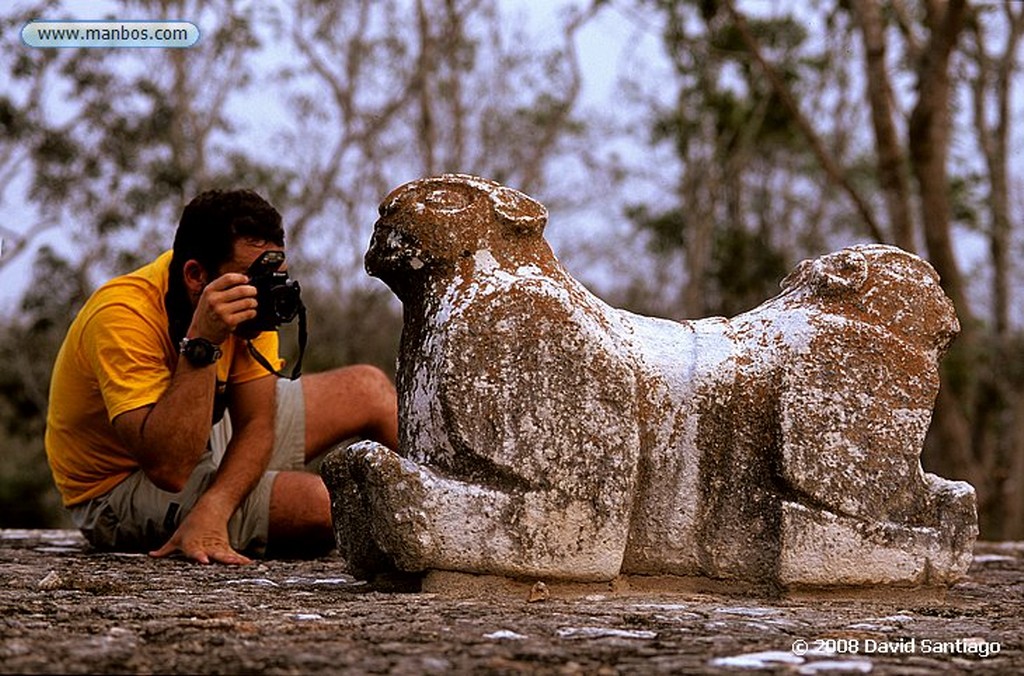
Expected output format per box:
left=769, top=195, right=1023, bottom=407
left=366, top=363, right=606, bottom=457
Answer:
left=781, top=244, right=959, bottom=355
left=365, top=174, right=548, bottom=295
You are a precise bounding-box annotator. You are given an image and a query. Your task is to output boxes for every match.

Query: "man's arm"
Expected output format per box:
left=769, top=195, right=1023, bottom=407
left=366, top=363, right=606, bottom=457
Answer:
left=110, top=270, right=266, bottom=564
left=112, top=272, right=256, bottom=491
left=112, top=362, right=217, bottom=492
left=149, top=374, right=277, bottom=564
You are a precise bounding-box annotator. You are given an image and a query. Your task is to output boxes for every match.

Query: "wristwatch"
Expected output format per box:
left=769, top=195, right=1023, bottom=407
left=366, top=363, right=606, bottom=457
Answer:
left=179, top=336, right=222, bottom=367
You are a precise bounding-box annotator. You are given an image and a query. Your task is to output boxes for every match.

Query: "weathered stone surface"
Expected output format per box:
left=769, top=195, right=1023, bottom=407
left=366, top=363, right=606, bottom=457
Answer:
left=3, top=530, right=1022, bottom=674
left=323, top=173, right=978, bottom=587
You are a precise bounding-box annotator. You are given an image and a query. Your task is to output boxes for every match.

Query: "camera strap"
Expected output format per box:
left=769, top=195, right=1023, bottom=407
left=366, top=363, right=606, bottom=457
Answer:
left=246, top=301, right=307, bottom=381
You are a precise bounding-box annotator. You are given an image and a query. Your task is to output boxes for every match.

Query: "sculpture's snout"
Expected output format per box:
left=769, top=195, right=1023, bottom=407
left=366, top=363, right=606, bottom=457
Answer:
left=365, top=219, right=429, bottom=282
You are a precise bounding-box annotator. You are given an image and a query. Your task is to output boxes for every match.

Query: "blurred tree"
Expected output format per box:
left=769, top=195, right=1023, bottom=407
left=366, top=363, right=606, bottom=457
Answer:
left=0, top=1, right=67, bottom=272
left=266, top=0, right=596, bottom=371
left=0, top=0, right=597, bottom=526
left=617, top=0, right=1024, bottom=538
left=2, top=1, right=288, bottom=279
left=849, top=0, right=915, bottom=252
left=0, top=247, right=89, bottom=526
left=0, top=0, right=284, bottom=526
left=623, top=0, right=841, bottom=318
left=940, top=0, right=1024, bottom=538
left=845, top=0, right=1024, bottom=539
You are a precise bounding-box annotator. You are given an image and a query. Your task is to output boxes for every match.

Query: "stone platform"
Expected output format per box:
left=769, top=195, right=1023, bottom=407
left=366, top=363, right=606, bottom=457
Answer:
left=0, top=530, right=1020, bottom=674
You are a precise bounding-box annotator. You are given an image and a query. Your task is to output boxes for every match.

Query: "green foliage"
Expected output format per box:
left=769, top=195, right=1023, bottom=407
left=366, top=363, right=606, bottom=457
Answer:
left=631, top=1, right=819, bottom=317
left=948, top=172, right=984, bottom=232
left=19, top=246, right=90, bottom=330
left=711, top=16, right=808, bottom=54
left=627, top=203, right=787, bottom=317
left=0, top=248, right=84, bottom=527
left=625, top=204, right=687, bottom=252
left=710, top=226, right=789, bottom=316
left=0, top=434, right=68, bottom=528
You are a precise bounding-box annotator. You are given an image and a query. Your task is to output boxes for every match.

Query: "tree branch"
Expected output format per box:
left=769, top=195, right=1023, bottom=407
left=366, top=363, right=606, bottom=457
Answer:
left=722, top=0, right=886, bottom=243
left=516, top=3, right=595, bottom=193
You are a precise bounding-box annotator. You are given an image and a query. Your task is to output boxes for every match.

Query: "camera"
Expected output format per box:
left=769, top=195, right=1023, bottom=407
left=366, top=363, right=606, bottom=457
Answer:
left=236, top=250, right=303, bottom=339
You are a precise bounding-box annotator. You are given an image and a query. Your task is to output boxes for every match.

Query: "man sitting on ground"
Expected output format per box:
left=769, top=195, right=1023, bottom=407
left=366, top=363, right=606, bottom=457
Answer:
left=46, top=189, right=398, bottom=564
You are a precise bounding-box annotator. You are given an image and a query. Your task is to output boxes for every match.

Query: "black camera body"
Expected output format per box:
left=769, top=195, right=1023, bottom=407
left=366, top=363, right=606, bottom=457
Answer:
left=237, top=250, right=303, bottom=339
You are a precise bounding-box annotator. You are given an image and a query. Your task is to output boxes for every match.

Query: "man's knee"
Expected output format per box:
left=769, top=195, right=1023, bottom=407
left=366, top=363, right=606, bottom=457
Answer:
left=314, top=364, right=394, bottom=400
left=302, top=365, right=399, bottom=451
left=338, top=365, right=395, bottom=418
left=347, top=364, right=396, bottom=403
left=344, top=365, right=398, bottom=446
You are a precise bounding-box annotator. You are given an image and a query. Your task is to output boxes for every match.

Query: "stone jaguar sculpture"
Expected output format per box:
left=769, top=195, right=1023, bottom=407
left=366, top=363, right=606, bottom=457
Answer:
left=321, top=174, right=977, bottom=587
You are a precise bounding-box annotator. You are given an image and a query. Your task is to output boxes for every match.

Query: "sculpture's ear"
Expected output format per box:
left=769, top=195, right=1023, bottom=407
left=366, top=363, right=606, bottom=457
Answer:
left=781, top=249, right=868, bottom=297
left=780, top=259, right=814, bottom=292
left=491, top=186, right=548, bottom=238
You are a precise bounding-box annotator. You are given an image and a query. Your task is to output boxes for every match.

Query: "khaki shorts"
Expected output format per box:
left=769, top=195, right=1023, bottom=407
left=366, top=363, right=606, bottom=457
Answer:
left=69, top=378, right=306, bottom=556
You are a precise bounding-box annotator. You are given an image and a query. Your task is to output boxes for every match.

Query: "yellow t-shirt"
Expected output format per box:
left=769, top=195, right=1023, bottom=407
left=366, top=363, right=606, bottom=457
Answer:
left=45, top=250, right=283, bottom=506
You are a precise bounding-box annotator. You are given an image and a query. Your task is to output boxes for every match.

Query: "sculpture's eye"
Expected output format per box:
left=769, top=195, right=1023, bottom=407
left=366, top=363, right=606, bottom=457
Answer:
left=423, top=188, right=473, bottom=214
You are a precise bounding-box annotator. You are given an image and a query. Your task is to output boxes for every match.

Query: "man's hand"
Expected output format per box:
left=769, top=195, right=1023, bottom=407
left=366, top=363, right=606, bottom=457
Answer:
left=150, top=503, right=252, bottom=565
left=188, top=273, right=258, bottom=345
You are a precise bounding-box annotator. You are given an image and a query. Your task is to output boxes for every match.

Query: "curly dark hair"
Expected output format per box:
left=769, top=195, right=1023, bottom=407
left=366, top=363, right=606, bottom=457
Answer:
left=166, top=189, right=285, bottom=343
left=171, top=189, right=284, bottom=275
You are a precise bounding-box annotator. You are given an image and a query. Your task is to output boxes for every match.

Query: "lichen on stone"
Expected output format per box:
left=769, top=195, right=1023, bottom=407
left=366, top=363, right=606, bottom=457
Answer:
left=324, top=174, right=978, bottom=588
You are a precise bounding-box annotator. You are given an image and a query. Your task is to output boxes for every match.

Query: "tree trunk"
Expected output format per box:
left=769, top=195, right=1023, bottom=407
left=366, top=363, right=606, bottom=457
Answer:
left=850, top=0, right=915, bottom=251
left=965, top=3, right=1024, bottom=539
left=969, top=4, right=1024, bottom=336
left=416, top=0, right=438, bottom=176
left=908, top=0, right=971, bottom=329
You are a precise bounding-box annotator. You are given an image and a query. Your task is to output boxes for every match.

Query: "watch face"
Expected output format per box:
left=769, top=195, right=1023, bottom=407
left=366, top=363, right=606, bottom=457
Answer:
left=193, top=341, right=213, bottom=362
left=182, top=338, right=220, bottom=365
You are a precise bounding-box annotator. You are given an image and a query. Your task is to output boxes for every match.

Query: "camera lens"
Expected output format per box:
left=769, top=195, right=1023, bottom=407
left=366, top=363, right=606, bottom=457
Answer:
left=272, top=279, right=301, bottom=323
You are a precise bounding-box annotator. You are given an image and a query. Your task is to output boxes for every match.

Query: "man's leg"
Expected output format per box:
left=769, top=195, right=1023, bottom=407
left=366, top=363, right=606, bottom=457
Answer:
left=266, top=471, right=334, bottom=557
left=264, top=365, right=399, bottom=557
left=69, top=453, right=221, bottom=554
left=301, top=364, right=399, bottom=459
